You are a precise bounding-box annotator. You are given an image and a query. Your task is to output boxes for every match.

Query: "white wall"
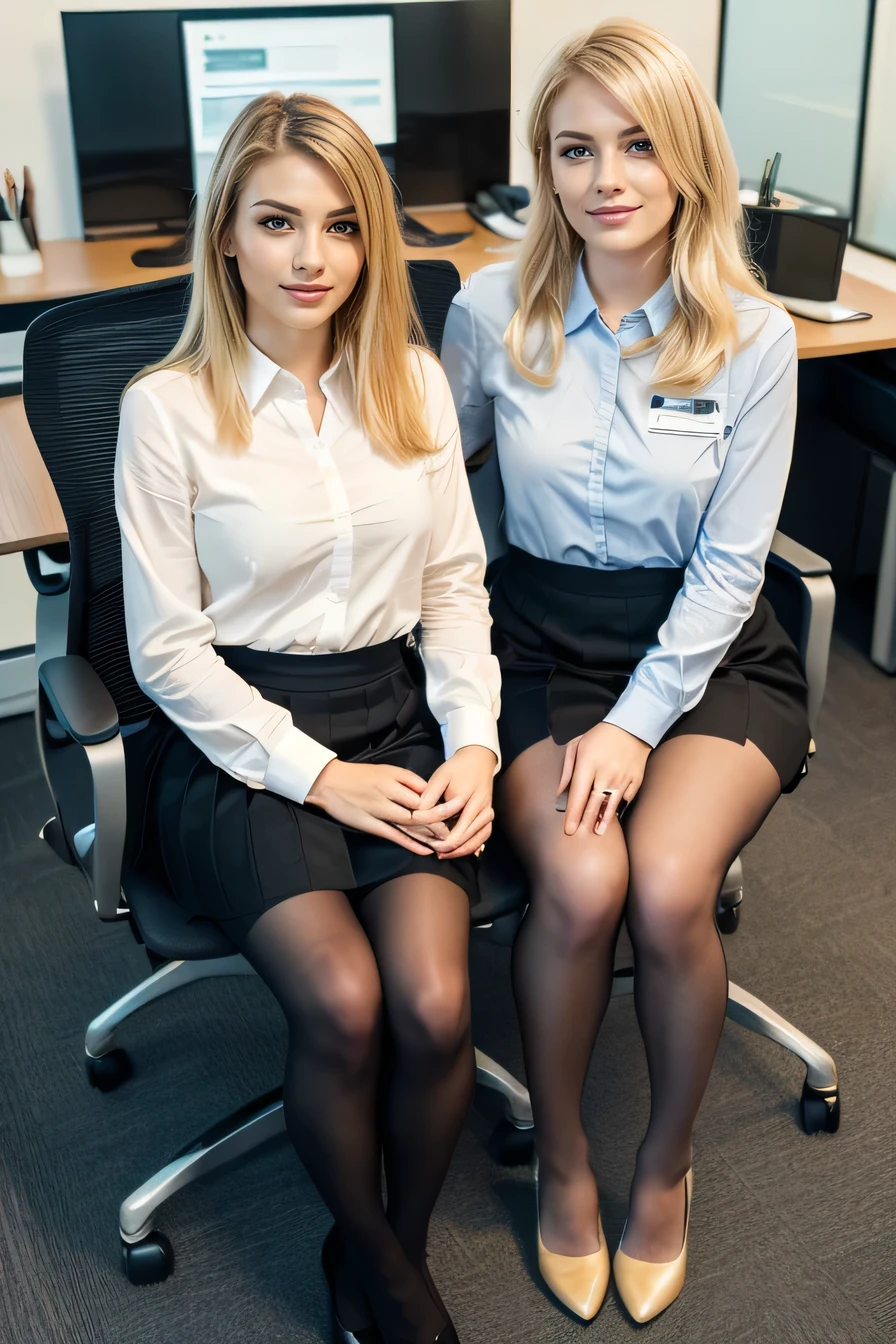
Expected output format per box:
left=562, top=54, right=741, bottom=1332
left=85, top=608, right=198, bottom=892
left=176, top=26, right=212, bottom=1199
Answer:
left=0, top=555, right=38, bottom=659
left=0, top=0, right=721, bottom=242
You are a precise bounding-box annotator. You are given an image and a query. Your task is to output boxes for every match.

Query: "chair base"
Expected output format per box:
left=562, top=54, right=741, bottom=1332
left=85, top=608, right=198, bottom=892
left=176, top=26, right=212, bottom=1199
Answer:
left=85, top=955, right=255, bottom=1062
left=117, top=1046, right=533, bottom=1265
left=611, top=970, right=840, bottom=1131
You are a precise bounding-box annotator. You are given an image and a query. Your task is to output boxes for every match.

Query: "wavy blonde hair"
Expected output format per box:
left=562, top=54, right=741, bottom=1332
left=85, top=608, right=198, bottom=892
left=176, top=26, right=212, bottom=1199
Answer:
left=129, top=92, right=432, bottom=460
left=507, top=19, right=777, bottom=393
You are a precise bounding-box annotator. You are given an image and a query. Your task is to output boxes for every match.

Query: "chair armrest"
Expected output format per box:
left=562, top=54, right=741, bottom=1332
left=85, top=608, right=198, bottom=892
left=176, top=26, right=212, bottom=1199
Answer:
left=39, top=655, right=119, bottom=744
left=768, top=530, right=832, bottom=579
left=23, top=545, right=71, bottom=596
left=37, top=656, right=126, bottom=921
left=766, top=533, right=835, bottom=738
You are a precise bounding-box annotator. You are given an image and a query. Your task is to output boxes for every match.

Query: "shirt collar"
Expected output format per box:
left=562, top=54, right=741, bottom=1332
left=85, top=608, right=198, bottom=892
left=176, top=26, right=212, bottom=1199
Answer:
left=238, top=339, right=348, bottom=416
left=563, top=256, right=678, bottom=338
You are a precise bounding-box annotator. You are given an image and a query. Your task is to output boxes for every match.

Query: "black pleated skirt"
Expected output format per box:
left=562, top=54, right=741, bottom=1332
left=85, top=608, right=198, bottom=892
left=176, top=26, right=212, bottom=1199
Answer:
left=136, top=632, right=477, bottom=940
left=490, top=547, right=811, bottom=794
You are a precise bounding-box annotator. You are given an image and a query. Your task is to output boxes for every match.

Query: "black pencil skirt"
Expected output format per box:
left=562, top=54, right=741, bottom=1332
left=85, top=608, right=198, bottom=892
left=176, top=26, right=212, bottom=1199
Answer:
left=490, top=547, right=811, bottom=794
left=136, top=633, right=477, bottom=941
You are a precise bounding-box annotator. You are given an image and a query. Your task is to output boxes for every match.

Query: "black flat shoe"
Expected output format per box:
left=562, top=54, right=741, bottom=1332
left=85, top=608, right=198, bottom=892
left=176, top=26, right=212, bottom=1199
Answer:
left=321, top=1226, right=383, bottom=1344
left=433, top=1326, right=460, bottom=1344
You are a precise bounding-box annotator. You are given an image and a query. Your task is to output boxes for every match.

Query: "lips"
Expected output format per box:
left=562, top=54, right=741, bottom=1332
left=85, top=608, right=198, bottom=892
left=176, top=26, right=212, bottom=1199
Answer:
left=588, top=205, right=641, bottom=217
left=281, top=284, right=333, bottom=303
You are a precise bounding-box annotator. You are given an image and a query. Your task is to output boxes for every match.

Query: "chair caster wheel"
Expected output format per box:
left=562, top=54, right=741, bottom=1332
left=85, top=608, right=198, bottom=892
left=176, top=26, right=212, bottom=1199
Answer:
left=488, top=1119, right=535, bottom=1166
left=800, top=1081, right=840, bottom=1134
left=86, top=1049, right=133, bottom=1091
left=716, top=903, right=740, bottom=935
left=121, top=1231, right=174, bottom=1285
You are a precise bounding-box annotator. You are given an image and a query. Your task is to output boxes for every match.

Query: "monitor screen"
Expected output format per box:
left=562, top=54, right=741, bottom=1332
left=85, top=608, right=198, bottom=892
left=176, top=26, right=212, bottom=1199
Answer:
left=182, top=13, right=397, bottom=197
left=62, top=3, right=510, bottom=238
left=742, top=207, right=849, bottom=302
left=62, top=10, right=193, bottom=233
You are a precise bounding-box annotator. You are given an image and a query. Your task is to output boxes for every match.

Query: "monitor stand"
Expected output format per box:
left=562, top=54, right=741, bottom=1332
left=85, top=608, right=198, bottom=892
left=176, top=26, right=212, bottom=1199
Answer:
left=131, top=227, right=193, bottom=268
left=777, top=294, right=872, bottom=323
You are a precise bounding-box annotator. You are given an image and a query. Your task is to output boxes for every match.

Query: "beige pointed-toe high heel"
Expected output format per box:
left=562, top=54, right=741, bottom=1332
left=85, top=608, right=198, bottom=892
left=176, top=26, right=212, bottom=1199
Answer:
left=612, top=1169, right=693, bottom=1324
left=534, top=1163, right=610, bottom=1321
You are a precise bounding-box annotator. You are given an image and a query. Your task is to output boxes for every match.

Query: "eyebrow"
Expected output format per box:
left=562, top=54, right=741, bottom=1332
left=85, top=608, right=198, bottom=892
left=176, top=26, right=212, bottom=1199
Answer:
left=251, top=199, right=358, bottom=218
left=553, top=125, right=645, bottom=141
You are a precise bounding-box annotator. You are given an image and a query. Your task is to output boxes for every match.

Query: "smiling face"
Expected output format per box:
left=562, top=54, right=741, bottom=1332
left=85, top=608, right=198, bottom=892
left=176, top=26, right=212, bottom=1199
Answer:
left=224, top=149, right=366, bottom=343
left=548, top=73, right=679, bottom=261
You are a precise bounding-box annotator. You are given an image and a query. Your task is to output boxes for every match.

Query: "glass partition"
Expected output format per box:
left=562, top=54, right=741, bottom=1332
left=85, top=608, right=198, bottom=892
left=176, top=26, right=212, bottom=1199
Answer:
left=718, top=0, right=873, bottom=216
left=854, top=0, right=896, bottom=258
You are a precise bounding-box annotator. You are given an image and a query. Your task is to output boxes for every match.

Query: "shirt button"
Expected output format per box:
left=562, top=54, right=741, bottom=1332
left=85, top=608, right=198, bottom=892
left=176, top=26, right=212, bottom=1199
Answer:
left=326, top=592, right=341, bottom=604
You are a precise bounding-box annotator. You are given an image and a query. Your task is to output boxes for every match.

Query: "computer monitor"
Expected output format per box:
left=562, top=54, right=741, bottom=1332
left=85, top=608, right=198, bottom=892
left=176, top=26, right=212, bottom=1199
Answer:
left=62, top=3, right=510, bottom=240
left=742, top=206, right=850, bottom=302
left=182, top=13, right=398, bottom=197
left=62, top=10, right=194, bottom=235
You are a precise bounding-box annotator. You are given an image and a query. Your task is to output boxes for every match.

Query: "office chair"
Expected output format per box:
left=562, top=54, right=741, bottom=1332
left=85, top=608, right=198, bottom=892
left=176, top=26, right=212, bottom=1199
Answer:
left=466, top=442, right=842, bottom=1158
left=23, top=263, right=532, bottom=1286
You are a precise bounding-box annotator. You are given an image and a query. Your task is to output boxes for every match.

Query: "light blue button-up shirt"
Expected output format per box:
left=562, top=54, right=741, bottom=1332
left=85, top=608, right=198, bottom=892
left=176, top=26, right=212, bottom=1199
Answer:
left=441, top=258, right=798, bottom=747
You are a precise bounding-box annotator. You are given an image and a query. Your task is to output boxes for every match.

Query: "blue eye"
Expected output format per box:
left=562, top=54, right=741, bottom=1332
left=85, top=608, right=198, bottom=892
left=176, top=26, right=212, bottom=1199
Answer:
left=260, top=215, right=291, bottom=231
left=328, top=219, right=360, bottom=235
left=627, top=138, right=654, bottom=155
left=561, top=145, right=593, bottom=160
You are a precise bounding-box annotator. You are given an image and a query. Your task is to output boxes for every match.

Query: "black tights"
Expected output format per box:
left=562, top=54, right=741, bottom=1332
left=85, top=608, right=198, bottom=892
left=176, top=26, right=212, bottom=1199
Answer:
left=501, top=733, right=781, bottom=1262
left=231, top=874, right=473, bottom=1343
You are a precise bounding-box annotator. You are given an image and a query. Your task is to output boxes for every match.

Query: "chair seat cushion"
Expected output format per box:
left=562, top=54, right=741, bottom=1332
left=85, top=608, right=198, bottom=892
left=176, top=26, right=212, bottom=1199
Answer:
left=123, top=868, right=240, bottom=961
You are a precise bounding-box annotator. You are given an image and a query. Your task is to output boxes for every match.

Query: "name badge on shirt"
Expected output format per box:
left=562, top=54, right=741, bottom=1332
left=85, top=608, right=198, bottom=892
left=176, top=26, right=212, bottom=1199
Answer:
left=648, top=395, right=725, bottom=437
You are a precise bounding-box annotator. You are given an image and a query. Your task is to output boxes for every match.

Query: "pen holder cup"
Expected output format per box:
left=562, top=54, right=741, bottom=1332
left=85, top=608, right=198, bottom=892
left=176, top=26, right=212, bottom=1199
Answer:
left=0, top=219, right=42, bottom=277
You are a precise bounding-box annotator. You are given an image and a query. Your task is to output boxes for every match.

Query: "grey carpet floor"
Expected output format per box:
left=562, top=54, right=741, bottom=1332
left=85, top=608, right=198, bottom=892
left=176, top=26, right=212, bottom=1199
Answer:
left=0, top=631, right=894, bottom=1344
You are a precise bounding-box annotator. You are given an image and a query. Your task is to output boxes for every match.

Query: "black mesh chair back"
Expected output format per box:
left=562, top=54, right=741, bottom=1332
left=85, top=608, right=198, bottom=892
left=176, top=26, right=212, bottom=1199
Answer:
left=22, top=260, right=463, bottom=728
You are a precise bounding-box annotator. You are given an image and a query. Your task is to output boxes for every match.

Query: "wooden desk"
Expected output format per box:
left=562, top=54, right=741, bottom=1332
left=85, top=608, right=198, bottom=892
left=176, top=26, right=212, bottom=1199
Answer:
left=789, top=272, right=896, bottom=360
left=0, top=396, right=67, bottom=556
left=3, top=210, right=896, bottom=555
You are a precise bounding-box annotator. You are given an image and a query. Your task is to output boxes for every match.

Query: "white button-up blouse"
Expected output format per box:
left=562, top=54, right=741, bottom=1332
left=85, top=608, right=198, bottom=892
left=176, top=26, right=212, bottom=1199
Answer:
left=114, top=342, right=501, bottom=805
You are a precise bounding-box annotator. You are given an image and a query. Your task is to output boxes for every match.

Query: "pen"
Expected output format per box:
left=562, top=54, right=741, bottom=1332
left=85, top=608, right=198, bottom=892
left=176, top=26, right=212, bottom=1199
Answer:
left=4, top=169, right=20, bottom=220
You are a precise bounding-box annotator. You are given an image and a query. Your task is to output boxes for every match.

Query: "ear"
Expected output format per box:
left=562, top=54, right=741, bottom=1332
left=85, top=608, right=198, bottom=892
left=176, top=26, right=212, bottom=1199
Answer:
left=222, top=237, right=236, bottom=258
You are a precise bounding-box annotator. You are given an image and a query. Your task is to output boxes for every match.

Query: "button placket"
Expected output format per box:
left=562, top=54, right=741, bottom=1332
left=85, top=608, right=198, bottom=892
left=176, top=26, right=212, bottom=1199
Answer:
left=588, top=329, right=618, bottom=565
left=313, top=436, right=353, bottom=647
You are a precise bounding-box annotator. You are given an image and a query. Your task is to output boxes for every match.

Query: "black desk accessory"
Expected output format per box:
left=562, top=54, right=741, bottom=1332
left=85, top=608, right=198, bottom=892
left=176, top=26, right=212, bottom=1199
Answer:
left=743, top=150, right=869, bottom=323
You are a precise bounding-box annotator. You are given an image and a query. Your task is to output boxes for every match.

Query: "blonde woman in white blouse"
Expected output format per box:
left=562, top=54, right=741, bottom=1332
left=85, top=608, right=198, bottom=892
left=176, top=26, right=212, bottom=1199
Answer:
left=114, top=93, right=499, bottom=1344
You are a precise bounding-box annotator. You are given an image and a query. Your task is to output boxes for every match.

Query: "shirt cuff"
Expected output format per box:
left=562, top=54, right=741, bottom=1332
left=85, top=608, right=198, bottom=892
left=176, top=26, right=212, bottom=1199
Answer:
left=602, top=679, right=681, bottom=748
left=263, top=726, right=337, bottom=805
left=441, top=705, right=501, bottom=773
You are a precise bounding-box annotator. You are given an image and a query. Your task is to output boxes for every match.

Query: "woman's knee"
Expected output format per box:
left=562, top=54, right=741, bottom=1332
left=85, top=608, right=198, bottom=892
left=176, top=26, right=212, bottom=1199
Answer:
left=302, top=958, right=383, bottom=1066
left=530, top=836, right=629, bottom=952
left=627, top=849, right=723, bottom=954
left=390, top=971, right=471, bottom=1061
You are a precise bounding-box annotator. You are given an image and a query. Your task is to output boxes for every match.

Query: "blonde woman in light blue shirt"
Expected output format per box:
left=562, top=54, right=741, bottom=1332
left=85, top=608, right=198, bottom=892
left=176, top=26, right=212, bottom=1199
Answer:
left=442, top=20, right=810, bottom=1326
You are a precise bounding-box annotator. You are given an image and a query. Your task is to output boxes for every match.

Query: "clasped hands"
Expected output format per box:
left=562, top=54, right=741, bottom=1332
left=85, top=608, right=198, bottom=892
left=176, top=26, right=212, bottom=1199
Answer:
left=306, top=744, right=497, bottom=860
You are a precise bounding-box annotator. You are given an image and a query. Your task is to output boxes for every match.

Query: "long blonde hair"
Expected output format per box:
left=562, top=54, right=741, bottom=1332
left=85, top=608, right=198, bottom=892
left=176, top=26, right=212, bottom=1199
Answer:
left=129, top=92, right=432, bottom=460
left=507, top=20, right=777, bottom=393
